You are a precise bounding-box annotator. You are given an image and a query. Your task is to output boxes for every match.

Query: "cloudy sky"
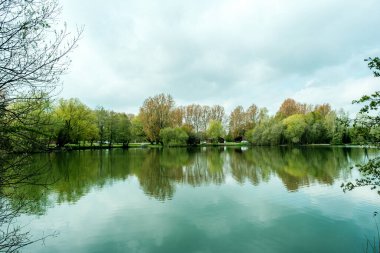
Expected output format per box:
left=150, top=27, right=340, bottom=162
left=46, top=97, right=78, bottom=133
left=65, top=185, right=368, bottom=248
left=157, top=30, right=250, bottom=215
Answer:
left=59, top=0, right=380, bottom=115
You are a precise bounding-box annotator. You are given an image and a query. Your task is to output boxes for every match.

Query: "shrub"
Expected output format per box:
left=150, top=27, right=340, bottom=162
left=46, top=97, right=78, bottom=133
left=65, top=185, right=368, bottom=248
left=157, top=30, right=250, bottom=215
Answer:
left=159, top=127, right=188, bottom=146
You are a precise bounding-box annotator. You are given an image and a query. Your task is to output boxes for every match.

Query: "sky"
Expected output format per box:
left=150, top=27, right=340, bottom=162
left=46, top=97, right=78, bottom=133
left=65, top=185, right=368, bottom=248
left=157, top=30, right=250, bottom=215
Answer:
left=59, top=0, right=380, bottom=115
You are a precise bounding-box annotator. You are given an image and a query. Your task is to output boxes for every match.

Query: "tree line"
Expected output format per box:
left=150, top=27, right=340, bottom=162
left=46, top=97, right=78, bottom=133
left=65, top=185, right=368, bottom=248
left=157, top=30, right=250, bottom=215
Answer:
left=9, top=92, right=375, bottom=150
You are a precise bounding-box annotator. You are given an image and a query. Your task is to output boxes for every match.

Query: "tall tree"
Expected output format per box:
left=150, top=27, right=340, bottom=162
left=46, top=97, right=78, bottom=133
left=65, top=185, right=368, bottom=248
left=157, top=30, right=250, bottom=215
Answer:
left=171, top=107, right=184, bottom=127
left=342, top=57, right=380, bottom=194
left=139, top=94, right=175, bottom=143
left=114, top=113, right=132, bottom=148
left=228, top=104, right=266, bottom=141
left=0, top=0, right=80, bottom=250
left=229, top=106, right=246, bottom=140
left=95, top=106, right=108, bottom=146
left=8, top=94, right=55, bottom=151
left=331, top=109, right=351, bottom=144
left=199, top=106, right=211, bottom=133
left=276, top=98, right=311, bottom=119
left=183, top=104, right=203, bottom=133
left=54, top=98, right=97, bottom=147
left=130, top=115, right=145, bottom=143
left=210, top=105, right=225, bottom=122
left=282, top=114, right=307, bottom=144
left=207, top=120, right=225, bottom=143
left=245, top=104, right=259, bottom=130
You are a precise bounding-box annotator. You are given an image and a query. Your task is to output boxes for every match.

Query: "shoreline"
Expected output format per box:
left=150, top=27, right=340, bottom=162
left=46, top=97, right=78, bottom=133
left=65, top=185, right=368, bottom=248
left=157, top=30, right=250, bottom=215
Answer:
left=42, top=143, right=379, bottom=153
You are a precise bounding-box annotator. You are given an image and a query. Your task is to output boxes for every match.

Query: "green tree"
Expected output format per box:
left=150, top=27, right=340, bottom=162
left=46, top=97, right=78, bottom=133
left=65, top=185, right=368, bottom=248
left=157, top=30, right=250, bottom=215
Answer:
left=114, top=113, right=132, bottom=147
left=95, top=106, right=108, bottom=146
left=7, top=94, right=56, bottom=151
left=282, top=114, right=307, bottom=144
left=229, top=106, right=246, bottom=140
left=139, top=94, right=175, bottom=143
left=210, top=105, right=225, bottom=122
left=245, top=117, right=283, bottom=145
left=130, top=115, right=146, bottom=142
left=268, top=121, right=285, bottom=145
left=324, top=111, right=337, bottom=142
left=181, top=124, right=199, bottom=145
left=159, top=127, right=188, bottom=146
left=104, top=110, right=117, bottom=147
left=54, top=98, right=98, bottom=147
left=207, top=120, right=225, bottom=143
left=303, top=110, right=330, bottom=144
left=228, top=104, right=263, bottom=141
left=0, top=0, right=80, bottom=250
left=245, top=104, right=259, bottom=130
left=342, top=57, right=380, bottom=194
left=331, top=110, right=351, bottom=144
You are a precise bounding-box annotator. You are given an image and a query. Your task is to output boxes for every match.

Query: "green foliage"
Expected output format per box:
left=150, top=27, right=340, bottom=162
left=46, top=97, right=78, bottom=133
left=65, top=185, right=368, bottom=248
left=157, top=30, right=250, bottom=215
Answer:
left=131, top=116, right=146, bottom=142
left=330, top=111, right=351, bottom=144
left=324, top=111, right=337, bottom=141
left=139, top=93, right=175, bottom=143
left=283, top=114, right=307, bottom=144
left=0, top=0, right=81, bottom=250
left=245, top=118, right=284, bottom=145
left=342, top=56, right=380, bottom=195
left=343, top=157, right=380, bottom=195
left=6, top=94, right=55, bottom=152
left=181, top=124, right=199, bottom=145
left=244, top=101, right=344, bottom=146
left=229, top=106, right=246, bottom=139
left=303, top=111, right=330, bottom=144
left=4, top=92, right=367, bottom=149
left=228, top=105, right=267, bottom=140
left=114, top=113, right=132, bottom=146
left=365, top=57, right=380, bottom=77
left=206, top=120, right=225, bottom=143
left=159, top=127, right=188, bottom=146
left=353, top=92, right=380, bottom=144
left=349, top=58, right=380, bottom=144
left=54, top=98, right=98, bottom=147
left=95, top=107, right=108, bottom=145
left=268, top=121, right=285, bottom=145
left=32, top=94, right=353, bottom=148
left=94, top=108, right=132, bottom=147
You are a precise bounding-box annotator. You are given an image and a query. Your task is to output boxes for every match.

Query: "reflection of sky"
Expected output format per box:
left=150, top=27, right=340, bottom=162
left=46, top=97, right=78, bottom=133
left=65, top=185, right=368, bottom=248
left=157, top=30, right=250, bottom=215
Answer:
left=22, top=170, right=380, bottom=253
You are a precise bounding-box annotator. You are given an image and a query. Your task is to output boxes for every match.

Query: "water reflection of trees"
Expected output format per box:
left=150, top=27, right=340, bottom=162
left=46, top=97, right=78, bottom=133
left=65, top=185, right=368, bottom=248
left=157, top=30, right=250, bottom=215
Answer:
left=9, top=147, right=376, bottom=213
left=229, top=147, right=367, bottom=191
left=136, top=148, right=225, bottom=200
left=183, top=148, right=225, bottom=186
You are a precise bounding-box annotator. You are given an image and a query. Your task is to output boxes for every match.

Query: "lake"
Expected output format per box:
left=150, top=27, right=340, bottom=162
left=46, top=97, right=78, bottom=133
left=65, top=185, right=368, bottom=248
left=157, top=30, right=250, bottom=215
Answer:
left=17, top=147, right=380, bottom=252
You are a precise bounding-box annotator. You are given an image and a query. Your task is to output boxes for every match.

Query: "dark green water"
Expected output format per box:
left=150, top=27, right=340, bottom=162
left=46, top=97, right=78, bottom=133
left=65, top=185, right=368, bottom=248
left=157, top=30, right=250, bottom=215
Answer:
left=18, top=147, right=380, bottom=252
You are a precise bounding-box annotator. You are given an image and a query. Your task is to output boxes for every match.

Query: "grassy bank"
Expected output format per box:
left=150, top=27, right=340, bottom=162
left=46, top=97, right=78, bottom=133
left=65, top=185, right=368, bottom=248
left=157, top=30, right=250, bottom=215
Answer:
left=45, top=142, right=375, bottom=152
left=47, top=141, right=250, bottom=151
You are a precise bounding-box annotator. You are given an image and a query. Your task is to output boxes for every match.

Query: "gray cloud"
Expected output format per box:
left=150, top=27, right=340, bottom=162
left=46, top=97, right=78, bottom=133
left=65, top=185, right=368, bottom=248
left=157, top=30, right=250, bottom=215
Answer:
left=60, top=0, right=380, bottom=114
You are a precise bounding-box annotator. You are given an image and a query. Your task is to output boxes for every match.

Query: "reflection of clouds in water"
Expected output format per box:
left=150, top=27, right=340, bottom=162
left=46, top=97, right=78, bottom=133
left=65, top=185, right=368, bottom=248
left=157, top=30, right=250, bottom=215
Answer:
left=192, top=214, right=231, bottom=238
left=301, top=184, right=380, bottom=222
left=25, top=180, right=178, bottom=252
left=218, top=178, right=296, bottom=225
left=20, top=148, right=380, bottom=252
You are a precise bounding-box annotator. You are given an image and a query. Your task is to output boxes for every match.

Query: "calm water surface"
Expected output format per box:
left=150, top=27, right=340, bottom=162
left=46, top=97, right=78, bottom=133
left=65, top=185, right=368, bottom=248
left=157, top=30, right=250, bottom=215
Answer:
left=18, top=147, right=380, bottom=252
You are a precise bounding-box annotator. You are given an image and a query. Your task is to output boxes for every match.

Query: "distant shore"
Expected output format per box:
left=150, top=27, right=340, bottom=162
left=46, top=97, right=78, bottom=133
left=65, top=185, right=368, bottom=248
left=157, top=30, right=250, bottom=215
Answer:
left=43, top=142, right=379, bottom=152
